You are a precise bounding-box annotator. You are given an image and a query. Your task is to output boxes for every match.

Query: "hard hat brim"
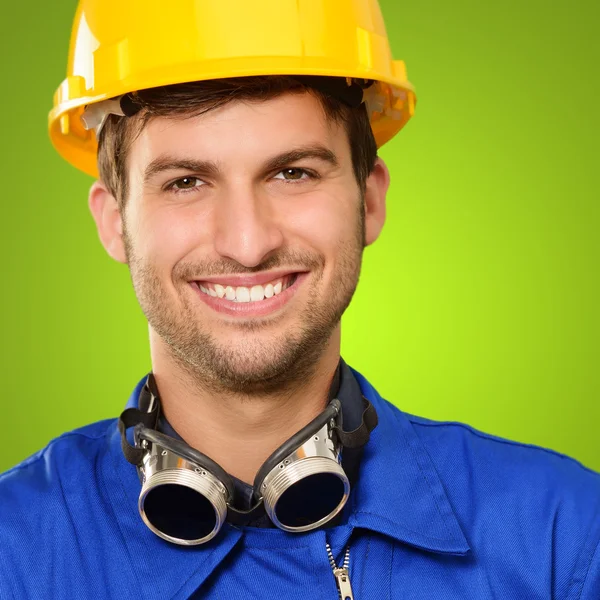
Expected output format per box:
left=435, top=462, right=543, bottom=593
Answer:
left=49, top=59, right=415, bottom=178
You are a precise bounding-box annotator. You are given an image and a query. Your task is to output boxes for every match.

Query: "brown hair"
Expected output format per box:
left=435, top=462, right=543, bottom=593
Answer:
left=97, top=76, right=378, bottom=208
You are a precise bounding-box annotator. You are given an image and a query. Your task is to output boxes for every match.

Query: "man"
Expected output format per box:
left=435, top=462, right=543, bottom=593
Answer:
left=1, top=0, right=598, bottom=598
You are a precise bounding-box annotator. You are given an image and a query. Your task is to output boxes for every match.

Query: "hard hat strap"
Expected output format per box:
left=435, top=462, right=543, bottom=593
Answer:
left=80, top=76, right=376, bottom=138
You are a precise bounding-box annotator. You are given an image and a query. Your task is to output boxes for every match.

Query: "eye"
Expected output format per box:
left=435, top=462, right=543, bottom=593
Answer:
left=169, top=176, right=205, bottom=192
left=273, top=168, right=314, bottom=182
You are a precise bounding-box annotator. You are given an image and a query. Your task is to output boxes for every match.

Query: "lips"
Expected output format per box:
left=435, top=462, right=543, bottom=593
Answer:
left=190, top=272, right=307, bottom=317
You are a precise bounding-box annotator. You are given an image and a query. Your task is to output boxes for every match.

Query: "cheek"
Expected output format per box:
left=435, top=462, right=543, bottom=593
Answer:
left=283, top=191, right=359, bottom=255
left=133, top=201, right=214, bottom=268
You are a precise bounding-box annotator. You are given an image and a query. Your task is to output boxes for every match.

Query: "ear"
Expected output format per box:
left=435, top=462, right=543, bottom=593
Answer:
left=363, top=157, right=390, bottom=246
left=88, top=180, right=128, bottom=264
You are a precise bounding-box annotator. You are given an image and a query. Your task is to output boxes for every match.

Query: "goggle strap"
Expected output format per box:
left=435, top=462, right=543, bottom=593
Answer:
left=118, top=374, right=161, bottom=465
left=332, top=396, right=378, bottom=449
left=226, top=500, right=266, bottom=526
left=118, top=406, right=158, bottom=465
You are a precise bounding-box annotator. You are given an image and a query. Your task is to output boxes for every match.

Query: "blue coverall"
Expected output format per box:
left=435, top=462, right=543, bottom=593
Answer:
left=0, top=367, right=598, bottom=599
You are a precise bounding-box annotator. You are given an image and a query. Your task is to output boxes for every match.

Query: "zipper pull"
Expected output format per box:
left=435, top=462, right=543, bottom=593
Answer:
left=326, top=542, right=354, bottom=600
left=333, top=566, right=354, bottom=600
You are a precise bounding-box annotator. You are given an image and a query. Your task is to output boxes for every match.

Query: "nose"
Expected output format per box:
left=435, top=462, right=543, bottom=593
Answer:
left=213, top=184, right=284, bottom=268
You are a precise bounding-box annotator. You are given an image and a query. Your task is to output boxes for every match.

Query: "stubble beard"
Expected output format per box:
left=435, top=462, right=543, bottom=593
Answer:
left=122, top=208, right=365, bottom=396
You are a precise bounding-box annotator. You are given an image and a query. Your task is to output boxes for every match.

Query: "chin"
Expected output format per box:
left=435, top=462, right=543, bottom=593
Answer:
left=192, top=338, right=319, bottom=392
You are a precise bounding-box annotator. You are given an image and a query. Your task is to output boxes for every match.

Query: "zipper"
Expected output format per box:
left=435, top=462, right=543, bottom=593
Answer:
left=325, top=542, right=354, bottom=600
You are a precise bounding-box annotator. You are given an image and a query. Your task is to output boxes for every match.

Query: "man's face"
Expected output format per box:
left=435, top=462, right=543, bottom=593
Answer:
left=115, top=92, right=384, bottom=392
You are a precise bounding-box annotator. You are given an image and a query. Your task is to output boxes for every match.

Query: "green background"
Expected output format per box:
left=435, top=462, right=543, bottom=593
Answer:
left=0, top=0, right=598, bottom=473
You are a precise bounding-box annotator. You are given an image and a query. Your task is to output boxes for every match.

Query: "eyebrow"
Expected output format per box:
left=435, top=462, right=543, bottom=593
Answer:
left=143, top=144, right=339, bottom=184
left=263, top=145, right=339, bottom=173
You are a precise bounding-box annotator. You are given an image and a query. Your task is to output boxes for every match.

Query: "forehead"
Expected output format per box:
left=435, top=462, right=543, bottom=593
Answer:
left=129, top=92, right=348, bottom=171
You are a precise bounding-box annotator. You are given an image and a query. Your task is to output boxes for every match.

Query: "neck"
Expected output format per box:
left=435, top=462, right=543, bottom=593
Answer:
left=148, top=329, right=341, bottom=484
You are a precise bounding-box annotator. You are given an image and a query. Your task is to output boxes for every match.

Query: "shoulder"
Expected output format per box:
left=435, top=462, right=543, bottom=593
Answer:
left=354, top=366, right=600, bottom=511
left=0, top=419, right=140, bottom=598
left=382, top=399, right=600, bottom=599
left=0, top=419, right=116, bottom=529
left=404, top=408, right=600, bottom=501
left=0, top=419, right=115, bottom=489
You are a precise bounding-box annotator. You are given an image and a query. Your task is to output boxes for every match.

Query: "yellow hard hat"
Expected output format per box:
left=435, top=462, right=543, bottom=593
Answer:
left=49, top=0, right=416, bottom=178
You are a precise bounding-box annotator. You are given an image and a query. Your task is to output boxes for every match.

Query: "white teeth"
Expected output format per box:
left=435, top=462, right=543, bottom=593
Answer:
left=198, top=277, right=294, bottom=302
left=235, top=287, right=251, bottom=302
left=250, top=285, right=264, bottom=302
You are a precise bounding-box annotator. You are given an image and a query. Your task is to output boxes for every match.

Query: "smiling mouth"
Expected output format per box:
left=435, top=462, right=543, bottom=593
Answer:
left=193, top=273, right=299, bottom=303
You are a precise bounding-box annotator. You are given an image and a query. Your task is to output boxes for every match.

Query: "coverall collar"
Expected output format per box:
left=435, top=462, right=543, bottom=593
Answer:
left=348, top=367, right=470, bottom=555
left=106, top=365, right=469, bottom=599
